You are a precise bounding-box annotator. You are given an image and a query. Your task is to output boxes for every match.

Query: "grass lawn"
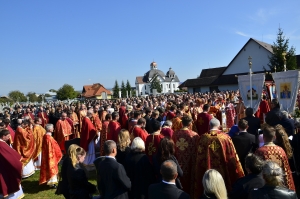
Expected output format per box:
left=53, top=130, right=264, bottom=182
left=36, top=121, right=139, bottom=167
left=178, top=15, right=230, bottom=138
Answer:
left=22, top=168, right=98, bottom=198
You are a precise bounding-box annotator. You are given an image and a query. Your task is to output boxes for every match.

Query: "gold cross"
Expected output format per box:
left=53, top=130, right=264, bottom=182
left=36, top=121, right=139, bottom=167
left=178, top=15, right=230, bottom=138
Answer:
left=198, top=117, right=204, bottom=125
left=176, top=138, right=188, bottom=151
left=209, top=140, right=220, bottom=152
left=148, top=142, right=156, bottom=155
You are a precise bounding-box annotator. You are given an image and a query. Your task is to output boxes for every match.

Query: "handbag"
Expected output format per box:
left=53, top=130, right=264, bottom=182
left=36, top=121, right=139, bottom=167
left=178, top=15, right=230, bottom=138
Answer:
left=55, top=173, right=63, bottom=195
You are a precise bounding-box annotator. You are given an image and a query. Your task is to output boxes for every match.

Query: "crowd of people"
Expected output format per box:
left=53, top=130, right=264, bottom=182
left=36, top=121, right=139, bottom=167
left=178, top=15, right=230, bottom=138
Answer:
left=0, top=90, right=300, bottom=199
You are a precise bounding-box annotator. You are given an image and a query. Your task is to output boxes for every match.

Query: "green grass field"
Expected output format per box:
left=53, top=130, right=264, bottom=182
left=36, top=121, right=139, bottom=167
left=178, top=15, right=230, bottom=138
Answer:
left=22, top=168, right=97, bottom=199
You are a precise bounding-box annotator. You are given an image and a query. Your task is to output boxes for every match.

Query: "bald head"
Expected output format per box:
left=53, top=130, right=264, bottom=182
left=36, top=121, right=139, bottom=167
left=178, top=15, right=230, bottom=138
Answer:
left=160, top=160, right=178, bottom=182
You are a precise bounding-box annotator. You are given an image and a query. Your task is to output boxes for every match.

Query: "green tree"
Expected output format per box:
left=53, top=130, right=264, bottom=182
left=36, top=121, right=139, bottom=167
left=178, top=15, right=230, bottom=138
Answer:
left=56, top=84, right=77, bottom=100
left=126, top=80, right=132, bottom=94
left=8, top=90, right=27, bottom=102
left=121, top=80, right=127, bottom=97
left=268, top=28, right=297, bottom=72
left=27, top=92, right=39, bottom=102
left=150, top=75, right=162, bottom=93
left=112, top=80, right=120, bottom=98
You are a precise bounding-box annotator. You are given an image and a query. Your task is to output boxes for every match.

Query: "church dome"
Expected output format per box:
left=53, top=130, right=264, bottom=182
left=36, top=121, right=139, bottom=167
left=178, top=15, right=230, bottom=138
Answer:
left=166, top=67, right=175, bottom=77
left=150, top=61, right=157, bottom=67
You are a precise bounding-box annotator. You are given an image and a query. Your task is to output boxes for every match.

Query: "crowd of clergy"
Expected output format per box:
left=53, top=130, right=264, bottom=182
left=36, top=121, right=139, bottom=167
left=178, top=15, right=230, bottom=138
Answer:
left=1, top=90, right=300, bottom=199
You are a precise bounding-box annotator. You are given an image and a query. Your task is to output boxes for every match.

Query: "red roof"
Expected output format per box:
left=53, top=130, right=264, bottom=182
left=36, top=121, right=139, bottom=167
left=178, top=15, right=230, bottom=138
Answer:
left=81, top=83, right=111, bottom=98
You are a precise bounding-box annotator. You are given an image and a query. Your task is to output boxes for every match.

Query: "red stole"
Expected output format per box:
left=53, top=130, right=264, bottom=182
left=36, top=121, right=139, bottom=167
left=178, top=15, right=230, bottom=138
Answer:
left=39, top=134, right=62, bottom=185
left=6, top=125, right=15, bottom=145
left=145, top=133, right=164, bottom=163
left=100, top=121, right=110, bottom=156
left=80, top=117, right=97, bottom=151
left=0, top=141, right=22, bottom=197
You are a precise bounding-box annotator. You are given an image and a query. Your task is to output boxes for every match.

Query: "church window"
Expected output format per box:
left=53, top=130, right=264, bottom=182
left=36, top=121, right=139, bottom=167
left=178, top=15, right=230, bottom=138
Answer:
left=173, top=84, right=175, bottom=88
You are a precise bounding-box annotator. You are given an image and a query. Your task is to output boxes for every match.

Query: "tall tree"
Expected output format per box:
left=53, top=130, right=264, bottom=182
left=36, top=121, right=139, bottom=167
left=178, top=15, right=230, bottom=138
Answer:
left=268, top=28, right=297, bottom=72
left=150, top=75, right=162, bottom=93
left=26, top=92, right=39, bottom=102
left=121, top=81, right=127, bottom=97
left=126, top=80, right=132, bottom=95
left=112, top=80, right=120, bottom=98
left=56, top=84, right=77, bottom=100
left=8, top=90, right=27, bottom=102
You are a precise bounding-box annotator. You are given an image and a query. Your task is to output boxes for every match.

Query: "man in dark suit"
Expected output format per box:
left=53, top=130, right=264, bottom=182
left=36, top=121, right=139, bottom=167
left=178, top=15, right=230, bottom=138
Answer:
left=96, top=140, right=131, bottom=199
left=232, top=119, right=257, bottom=173
left=229, top=153, right=265, bottom=199
left=265, top=99, right=281, bottom=126
left=242, top=108, right=260, bottom=138
left=148, top=160, right=190, bottom=199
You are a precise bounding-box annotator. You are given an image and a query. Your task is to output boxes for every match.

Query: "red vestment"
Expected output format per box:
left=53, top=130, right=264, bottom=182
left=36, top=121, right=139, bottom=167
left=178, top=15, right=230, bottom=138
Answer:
left=255, top=145, right=295, bottom=191
left=119, top=106, right=126, bottom=129
left=13, top=126, right=35, bottom=166
left=225, top=103, right=236, bottom=128
left=160, top=127, right=174, bottom=138
left=0, top=140, right=22, bottom=197
left=121, top=114, right=129, bottom=130
left=39, top=134, right=62, bottom=185
left=80, top=117, right=97, bottom=151
left=100, top=120, right=109, bottom=156
left=172, top=128, right=200, bottom=196
left=145, top=133, right=164, bottom=163
left=38, top=112, right=49, bottom=128
left=92, top=113, right=102, bottom=132
left=128, top=120, right=137, bottom=133
left=259, top=100, right=270, bottom=123
left=6, top=125, right=15, bottom=145
left=70, top=112, right=80, bottom=138
left=54, top=119, right=72, bottom=154
left=166, top=111, right=176, bottom=120
left=100, top=110, right=107, bottom=122
left=131, top=126, right=148, bottom=142
left=32, top=125, right=46, bottom=162
left=23, top=113, right=34, bottom=120
left=194, top=130, right=244, bottom=198
left=172, top=117, right=183, bottom=132
left=195, top=112, right=212, bottom=136
left=107, top=121, right=121, bottom=143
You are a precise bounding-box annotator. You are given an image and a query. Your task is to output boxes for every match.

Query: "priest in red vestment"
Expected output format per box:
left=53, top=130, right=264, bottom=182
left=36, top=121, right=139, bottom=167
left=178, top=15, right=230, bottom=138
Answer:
left=3, top=118, right=15, bottom=145
left=172, top=116, right=200, bottom=196
left=128, top=111, right=142, bottom=132
left=258, top=95, right=270, bottom=123
left=171, top=110, right=183, bottom=132
left=92, top=106, right=102, bottom=133
left=166, top=105, right=176, bottom=120
left=37, top=106, right=49, bottom=128
left=13, top=120, right=36, bottom=178
left=32, top=118, right=46, bottom=170
left=196, top=104, right=213, bottom=135
left=54, top=112, right=72, bottom=154
left=69, top=107, right=80, bottom=138
left=255, top=125, right=295, bottom=191
left=131, top=118, right=148, bottom=142
left=100, top=114, right=112, bottom=156
left=119, top=101, right=126, bottom=129
left=225, top=98, right=236, bottom=129
left=194, top=118, right=244, bottom=198
left=80, top=111, right=97, bottom=165
left=39, top=124, right=62, bottom=187
left=23, top=108, right=35, bottom=120
left=0, top=129, right=24, bottom=198
left=107, top=112, right=121, bottom=143
left=145, top=120, right=164, bottom=163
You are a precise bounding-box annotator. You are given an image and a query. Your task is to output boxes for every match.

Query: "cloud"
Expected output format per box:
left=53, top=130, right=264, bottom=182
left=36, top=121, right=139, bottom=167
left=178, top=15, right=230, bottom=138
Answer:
left=235, top=31, right=251, bottom=37
left=249, top=8, right=279, bottom=24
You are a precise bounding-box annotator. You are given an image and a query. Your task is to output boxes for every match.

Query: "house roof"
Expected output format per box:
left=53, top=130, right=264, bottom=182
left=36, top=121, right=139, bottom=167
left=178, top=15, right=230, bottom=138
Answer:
left=179, top=76, right=219, bottom=88
left=136, top=76, right=145, bottom=84
left=199, top=67, right=227, bottom=78
left=82, top=83, right=111, bottom=98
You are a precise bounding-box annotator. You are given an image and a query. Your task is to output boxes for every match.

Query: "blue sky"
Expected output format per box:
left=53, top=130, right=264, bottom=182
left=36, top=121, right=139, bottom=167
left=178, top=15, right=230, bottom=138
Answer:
left=1, top=1, right=300, bottom=96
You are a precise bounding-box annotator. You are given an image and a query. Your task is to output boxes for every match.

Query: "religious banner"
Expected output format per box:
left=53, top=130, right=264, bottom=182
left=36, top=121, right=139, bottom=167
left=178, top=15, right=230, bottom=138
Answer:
left=238, top=73, right=265, bottom=113
left=272, top=70, right=300, bottom=113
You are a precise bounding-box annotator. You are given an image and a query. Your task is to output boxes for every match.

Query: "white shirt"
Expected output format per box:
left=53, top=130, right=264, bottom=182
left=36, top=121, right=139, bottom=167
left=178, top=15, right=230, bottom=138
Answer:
left=105, top=156, right=116, bottom=160
left=162, top=180, right=176, bottom=185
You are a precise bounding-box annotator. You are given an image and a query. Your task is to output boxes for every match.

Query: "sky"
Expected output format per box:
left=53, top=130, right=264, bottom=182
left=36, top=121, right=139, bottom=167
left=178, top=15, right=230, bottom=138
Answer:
left=1, top=0, right=300, bottom=96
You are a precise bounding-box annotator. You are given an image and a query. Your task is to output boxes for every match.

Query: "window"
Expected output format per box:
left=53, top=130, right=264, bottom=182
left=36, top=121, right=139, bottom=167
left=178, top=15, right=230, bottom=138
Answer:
left=169, top=84, right=170, bottom=88
left=145, top=85, right=147, bottom=90
left=173, top=84, right=175, bottom=88
left=160, top=84, right=162, bottom=88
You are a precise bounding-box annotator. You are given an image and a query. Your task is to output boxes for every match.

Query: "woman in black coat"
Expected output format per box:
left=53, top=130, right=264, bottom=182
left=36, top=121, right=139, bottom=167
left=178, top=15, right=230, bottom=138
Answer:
left=152, top=137, right=183, bottom=189
left=124, top=137, right=155, bottom=199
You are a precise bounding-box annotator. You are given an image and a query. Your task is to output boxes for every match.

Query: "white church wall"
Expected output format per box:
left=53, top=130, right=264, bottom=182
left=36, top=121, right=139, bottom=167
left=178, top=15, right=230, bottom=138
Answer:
left=218, top=84, right=238, bottom=91
left=223, top=40, right=272, bottom=75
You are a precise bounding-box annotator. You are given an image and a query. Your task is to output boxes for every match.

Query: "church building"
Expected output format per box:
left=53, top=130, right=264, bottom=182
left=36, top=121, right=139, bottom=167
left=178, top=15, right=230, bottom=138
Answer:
left=135, top=61, right=180, bottom=95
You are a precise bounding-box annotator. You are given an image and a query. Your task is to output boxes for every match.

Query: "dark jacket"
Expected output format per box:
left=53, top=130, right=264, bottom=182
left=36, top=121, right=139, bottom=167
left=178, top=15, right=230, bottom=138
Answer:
left=124, top=151, right=155, bottom=199
left=60, top=157, right=71, bottom=198
left=279, top=117, right=295, bottom=136
left=97, top=157, right=131, bottom=199
left=152, top=154, right=183, bottom=189
left=67, top=163, right=96, bottom=199
left=116, top=146, right=131, bottom=166
left=200, top=193, right=217, bottom=199
left=232, top=131, right=257, bottom=173
left=265, top=108, right=281, bottom=126
left=148, top=182, right=190, bottom=199
left=242, top=116, right=261, bottom=137
left=248, top=185, right=297, bottom=199
left=229, top=173, right=265, bottom=199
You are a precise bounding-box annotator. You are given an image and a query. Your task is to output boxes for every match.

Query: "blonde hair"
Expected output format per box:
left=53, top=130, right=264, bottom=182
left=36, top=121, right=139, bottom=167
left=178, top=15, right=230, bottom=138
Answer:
left=70, top=146, right=86, bottom=168
left=263, top=161, right=284, bottom=187
left=118, top=129, right=131, bottom=152
left=202, top=169, right=227, bottom=199
left=275, top=124, right=293, bottom=159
